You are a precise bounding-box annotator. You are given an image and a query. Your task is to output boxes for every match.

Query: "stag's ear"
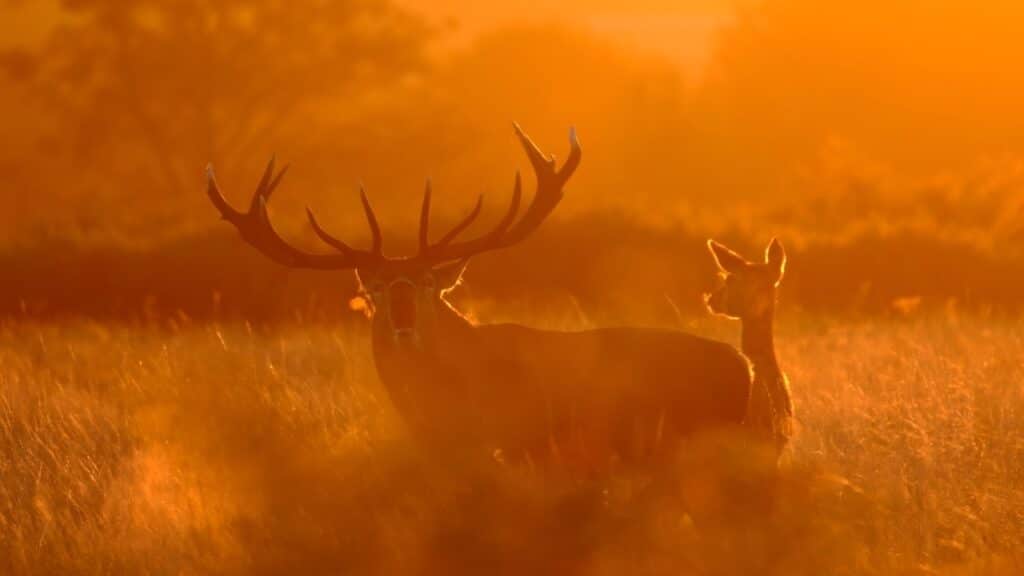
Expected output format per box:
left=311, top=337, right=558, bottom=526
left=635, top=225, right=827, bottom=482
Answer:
left=435, top=259, right=470, bottom=291
left=707, top=240, right=748, bottom=273
left=354, top=267, right=382, bottom=293
left=765, top=237, right=786, bottom=284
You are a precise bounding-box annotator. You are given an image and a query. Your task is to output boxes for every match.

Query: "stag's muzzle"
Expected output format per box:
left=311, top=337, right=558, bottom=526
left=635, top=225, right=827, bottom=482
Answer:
left=387, top=280, right=418, bottom=340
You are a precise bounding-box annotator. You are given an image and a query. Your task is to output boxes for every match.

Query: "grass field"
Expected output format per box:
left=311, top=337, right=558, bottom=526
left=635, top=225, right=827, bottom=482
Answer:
left=1, top=313, right=1023, bottom=575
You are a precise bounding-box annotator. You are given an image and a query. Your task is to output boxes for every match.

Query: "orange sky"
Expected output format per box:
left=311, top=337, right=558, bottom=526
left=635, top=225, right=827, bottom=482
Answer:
left=0, top=0, right=738, bottom=77
left=0, top=0, right=60, bottom=47
left=397, top=0, right=739, bottom=76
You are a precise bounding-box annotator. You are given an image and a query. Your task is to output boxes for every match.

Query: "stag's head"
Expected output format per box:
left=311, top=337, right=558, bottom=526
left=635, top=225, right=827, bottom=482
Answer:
left=206, top=124, right=581, bottom=348
left=351, top=256, right=470, bottom=348
left=705, top=238, right=787, bottom=320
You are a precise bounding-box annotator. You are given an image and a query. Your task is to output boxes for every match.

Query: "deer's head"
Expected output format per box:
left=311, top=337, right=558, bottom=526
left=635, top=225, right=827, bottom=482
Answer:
left=352, top=258, right=469, bottom=349
left=206, top=124, right=581, bottom=348
left=705, top=238, right=787, bottom=321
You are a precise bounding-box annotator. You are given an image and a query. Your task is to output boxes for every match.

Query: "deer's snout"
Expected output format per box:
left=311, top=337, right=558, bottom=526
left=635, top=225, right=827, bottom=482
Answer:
left=388, top=281, right=418, bottom=334
left=705, top=274, right=727, bottom=314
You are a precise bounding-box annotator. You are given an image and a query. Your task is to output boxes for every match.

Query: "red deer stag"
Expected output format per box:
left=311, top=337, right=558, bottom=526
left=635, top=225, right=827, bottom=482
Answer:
left=706, top=238, right=793, bottom=458
left=206, top=125, right=752, bottom=472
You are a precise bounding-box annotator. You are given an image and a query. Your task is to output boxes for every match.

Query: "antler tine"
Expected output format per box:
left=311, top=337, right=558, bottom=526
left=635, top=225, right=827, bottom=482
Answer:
left=513, top=124, right=581, bottom=185
left=248, top=156, right=277, bottom=212
left=264, top=162, right=290, bottom=199
left=461, top=174, right=523, bottom=244
left=434, top=194, right=484, bottom=248
left=420, top=125, right=580, bottom=263
left=359, top=185, right=383, bottom=255
left=419, top=169, right=524, bottom=262
left=206, top=165, right=242, bottom=223
left=493, top=170, right=523, bottom=234
left=419, top=179, right=432, bottom=254
left=306, top=206, right=360, bottom=254
left=501, top=125, right=581, bottom=245
left=512, top=122, right=554, bottom=175
left=204, top=158, right=382, bottom=270
left=561, top=126, right=582, bottom=184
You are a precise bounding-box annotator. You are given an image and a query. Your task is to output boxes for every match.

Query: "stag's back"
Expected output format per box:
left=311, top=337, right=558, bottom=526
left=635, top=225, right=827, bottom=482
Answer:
left=458, top=324, right=752, bottom=465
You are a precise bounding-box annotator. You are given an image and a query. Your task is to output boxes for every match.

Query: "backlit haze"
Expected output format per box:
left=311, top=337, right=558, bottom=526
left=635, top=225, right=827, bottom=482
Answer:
left=4, top=2, right=1024, bottom=574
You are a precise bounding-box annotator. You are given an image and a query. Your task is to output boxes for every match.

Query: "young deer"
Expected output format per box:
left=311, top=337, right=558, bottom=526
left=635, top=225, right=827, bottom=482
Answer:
left=705, top=238, right=794, bottom=457
left=205, top=125, right=752, bottom=472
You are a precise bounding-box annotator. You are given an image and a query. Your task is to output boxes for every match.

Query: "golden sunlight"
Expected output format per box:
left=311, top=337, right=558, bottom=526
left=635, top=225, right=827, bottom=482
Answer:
left=2, top=0, right=1024, bottom=574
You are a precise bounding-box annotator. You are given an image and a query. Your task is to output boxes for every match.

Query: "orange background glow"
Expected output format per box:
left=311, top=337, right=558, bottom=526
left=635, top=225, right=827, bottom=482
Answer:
left=2, top=0, right=1024, bottom=319
left=5, top=3, right=1024, bottom=575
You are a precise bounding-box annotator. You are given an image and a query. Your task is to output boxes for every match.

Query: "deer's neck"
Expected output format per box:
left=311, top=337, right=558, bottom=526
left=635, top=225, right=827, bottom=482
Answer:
left=741, top=310, right=780, bottom=379
left=370, top=300, right=482, bottom=446
left=741, top=303, right=794, bottom=452
left=433, top=301, right=477, bottom=350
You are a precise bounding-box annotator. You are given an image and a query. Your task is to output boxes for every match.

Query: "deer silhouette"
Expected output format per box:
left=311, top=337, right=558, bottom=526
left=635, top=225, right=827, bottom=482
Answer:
left=206, top=125, right=753, bottom=473
left=706, top=238, right=793, bottom=458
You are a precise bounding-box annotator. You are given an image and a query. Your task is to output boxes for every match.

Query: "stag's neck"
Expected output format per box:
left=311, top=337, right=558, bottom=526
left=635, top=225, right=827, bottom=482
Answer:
left=741, top=310, right=780, bottom=379
left=370, top=301, right=484, bottom=449
left=434, top=301, right=477, bottom=347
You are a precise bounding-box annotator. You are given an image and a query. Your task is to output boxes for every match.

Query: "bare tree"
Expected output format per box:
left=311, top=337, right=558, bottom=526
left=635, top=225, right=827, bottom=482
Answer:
left=2, top=0, right=426, bottom=214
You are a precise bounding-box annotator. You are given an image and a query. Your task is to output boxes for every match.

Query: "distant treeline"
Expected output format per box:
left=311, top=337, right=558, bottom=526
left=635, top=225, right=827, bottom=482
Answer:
left=3, top=213, right=1020, bottom=323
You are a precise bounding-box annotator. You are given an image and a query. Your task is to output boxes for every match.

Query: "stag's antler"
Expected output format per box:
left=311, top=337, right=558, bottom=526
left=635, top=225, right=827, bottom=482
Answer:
left=207, top=124, right=580, bottom=268
left=206, top=158, right=382, bottom=270
left=415, top=124, right=582, bottom=263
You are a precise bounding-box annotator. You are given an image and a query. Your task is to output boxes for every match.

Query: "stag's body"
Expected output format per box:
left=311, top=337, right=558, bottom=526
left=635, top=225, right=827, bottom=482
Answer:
left=206, top=125, right=752, bottom=471
left=374, top=302, right=751, bottom=467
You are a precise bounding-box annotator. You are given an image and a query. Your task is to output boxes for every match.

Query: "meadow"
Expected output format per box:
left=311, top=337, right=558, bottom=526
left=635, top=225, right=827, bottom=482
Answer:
left=2, top=312, right=1022, bottom=575
left=4, top=1, right=1024, bottom=574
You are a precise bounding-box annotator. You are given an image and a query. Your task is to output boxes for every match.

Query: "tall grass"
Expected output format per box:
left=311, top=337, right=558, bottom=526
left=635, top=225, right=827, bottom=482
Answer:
left=1, top=314, right=1022, bottom=574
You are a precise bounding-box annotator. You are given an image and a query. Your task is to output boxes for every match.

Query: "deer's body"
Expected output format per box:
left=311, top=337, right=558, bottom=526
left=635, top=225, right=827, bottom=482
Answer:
left=373, top=302, right=751, bottom=466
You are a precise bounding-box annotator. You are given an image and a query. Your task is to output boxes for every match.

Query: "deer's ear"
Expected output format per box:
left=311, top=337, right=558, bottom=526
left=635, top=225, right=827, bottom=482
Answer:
left=765, top=237, right=786, bottom=283
left=707, top=240, right=748, bottom=273
left=435, top=259, right=470, bottom=290
left=354, top=268, right=382, bottom=294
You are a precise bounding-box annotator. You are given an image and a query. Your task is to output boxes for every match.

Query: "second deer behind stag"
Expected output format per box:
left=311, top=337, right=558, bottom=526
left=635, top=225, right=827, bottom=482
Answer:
left=706, top=238, right=794, bottom=457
